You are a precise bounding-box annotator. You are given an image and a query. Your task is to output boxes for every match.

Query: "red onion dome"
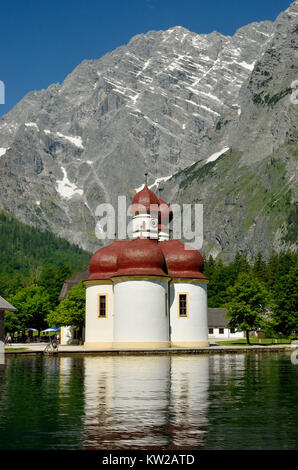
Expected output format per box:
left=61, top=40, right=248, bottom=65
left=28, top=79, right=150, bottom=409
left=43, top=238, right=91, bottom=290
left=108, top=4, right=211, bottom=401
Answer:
left=115, top=238, right=168, bottom=277
left=158, top=197, right=173, bottom=225
left=87, top=240, right=128, bottom=281
left=159, top=240, right=207, bottom=280
left=130, top=185, right=159, bottom=214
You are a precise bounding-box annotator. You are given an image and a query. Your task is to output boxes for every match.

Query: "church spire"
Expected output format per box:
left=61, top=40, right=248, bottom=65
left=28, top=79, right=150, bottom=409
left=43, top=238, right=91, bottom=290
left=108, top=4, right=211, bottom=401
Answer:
left=130, top=180, right=159, bottom=240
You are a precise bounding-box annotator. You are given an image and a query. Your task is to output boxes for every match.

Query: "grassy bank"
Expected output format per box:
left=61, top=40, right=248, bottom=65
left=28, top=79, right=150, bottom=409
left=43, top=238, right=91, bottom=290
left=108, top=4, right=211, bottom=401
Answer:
left=215, top=338, right=292, bottom=346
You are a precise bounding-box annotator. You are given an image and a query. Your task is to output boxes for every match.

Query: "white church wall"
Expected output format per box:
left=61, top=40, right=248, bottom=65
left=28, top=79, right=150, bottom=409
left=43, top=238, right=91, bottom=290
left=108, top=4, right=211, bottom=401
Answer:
left=132, top=213, right=158, bottom=239
left=170, top=281, right=209, bottom=347
left=85, top=283, right=114, bottom=348
left=113, top=277, right=170, bottom=348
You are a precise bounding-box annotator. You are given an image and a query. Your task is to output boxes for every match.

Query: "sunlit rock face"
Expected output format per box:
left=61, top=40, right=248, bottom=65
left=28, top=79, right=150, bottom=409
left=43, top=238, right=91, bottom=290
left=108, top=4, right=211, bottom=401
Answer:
left=0, top=1, right=297, bottom=258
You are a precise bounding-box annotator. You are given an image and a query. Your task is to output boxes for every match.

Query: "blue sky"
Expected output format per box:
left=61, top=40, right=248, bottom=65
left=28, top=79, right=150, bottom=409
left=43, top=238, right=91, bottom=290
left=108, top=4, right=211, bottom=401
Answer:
left=0, top=0, right=292, bottom=117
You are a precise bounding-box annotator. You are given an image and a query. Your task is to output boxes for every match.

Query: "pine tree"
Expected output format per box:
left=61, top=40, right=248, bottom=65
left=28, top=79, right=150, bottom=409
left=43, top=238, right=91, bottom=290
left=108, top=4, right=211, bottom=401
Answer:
left=271, top=265, right=298, bottom=336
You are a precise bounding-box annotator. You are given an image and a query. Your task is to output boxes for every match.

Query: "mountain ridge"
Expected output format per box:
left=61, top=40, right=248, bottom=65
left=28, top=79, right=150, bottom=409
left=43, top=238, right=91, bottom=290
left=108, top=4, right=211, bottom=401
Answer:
left=0, top=1, right=297, bottom=259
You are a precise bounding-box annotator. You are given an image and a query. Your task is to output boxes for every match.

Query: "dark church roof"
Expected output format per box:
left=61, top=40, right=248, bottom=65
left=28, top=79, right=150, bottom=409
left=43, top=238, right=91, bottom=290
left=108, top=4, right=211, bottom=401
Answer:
left=0, top=296, right=17, bottom=312
left=207, top=308, right=228, bottom=327
left=58, top=269, right=89, bottom=301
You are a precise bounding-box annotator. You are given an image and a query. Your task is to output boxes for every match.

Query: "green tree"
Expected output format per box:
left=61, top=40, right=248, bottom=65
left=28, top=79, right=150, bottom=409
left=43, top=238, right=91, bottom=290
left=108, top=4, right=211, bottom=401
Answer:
left=46, top=281, right=86, bottom=328
left=4, top=310, right=22, bottom=333
left=233, top=251, right=250, bottom=275
left=252, top=252, right=267, bottom=281
left=225, top=272, right=269, bottom=344
left=206, top=252, right=253, bottom=307
left=38, top=264, right=73, bottom=308
left=8, top=285, right=52, bottom=331
left=271, top=265, right=298, bottom=336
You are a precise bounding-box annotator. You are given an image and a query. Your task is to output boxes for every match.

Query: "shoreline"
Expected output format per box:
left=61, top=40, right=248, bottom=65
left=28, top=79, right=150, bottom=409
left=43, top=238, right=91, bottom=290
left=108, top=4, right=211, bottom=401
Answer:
left=3, top=343, right=294, bottom=356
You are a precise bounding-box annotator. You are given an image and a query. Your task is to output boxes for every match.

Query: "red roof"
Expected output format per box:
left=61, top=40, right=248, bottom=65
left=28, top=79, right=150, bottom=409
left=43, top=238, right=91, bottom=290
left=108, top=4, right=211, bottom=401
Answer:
left=159, top=240, right=207, bottom=280
left=130, top=185, right=159, bottom=214
left=87, top=239, right=206, bottom=281
left=88, top=240, right=128, bottom=280
left=158, top=197, right=173, bottom=225
left=116, top=238, right=167, bottom=277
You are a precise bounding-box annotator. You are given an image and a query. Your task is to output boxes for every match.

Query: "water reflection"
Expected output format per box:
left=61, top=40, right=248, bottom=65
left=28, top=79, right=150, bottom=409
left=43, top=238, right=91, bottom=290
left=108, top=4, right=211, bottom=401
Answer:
left=83, top=355, right=209, bottom=449
left=0, top=353, right=297, bottom=450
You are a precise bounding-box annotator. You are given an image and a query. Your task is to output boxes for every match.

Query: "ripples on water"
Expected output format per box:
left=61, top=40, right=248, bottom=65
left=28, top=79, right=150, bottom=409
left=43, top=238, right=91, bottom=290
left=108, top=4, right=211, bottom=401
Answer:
left=0, top=352, right=297, bottom=450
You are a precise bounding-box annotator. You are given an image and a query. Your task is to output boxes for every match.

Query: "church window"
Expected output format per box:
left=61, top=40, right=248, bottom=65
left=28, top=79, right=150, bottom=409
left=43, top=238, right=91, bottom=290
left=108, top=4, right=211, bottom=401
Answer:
left=178, top=293, right=188, bottom=317
left=98, top=294, right=107, bottom=318
left=165, top=292, right=168, bottom=317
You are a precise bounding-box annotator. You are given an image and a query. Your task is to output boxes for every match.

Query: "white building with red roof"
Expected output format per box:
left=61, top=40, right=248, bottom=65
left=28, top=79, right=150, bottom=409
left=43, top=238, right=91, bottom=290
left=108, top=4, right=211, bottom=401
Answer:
left=84, top=185, right=209, bottom=349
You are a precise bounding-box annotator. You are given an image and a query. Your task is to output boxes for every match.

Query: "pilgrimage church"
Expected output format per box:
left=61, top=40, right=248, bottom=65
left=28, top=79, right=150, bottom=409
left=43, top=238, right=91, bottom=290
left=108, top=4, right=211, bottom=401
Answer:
left=83, top=184, right=209, bottom=349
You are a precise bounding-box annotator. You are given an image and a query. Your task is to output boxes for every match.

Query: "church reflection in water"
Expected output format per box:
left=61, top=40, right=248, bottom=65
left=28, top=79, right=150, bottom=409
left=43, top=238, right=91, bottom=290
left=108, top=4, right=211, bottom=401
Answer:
left=2, top=353, right=270, bottom=451
left=81, top=354, right=210, bottom=449
left=57, top=354, right=251, bottom=450
left=57, top=354, right=248, bottom=450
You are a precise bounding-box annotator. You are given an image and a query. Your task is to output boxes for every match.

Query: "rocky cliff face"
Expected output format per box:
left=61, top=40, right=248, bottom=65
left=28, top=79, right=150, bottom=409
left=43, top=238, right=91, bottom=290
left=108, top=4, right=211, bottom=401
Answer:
left=0, top=1, right=297, bottom=258
left=164, top=1, right=298, bottom=260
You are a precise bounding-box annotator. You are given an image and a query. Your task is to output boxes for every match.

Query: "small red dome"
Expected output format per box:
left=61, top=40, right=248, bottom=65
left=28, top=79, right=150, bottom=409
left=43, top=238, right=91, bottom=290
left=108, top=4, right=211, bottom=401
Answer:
left=115, top=238, right=168, bottom=277
left=159, top=240, right=207, bottom=280
left=87, top=241, right=128, bottom=280
left=131, top=185, right=159, bottom=214
left=158, top=197, right=173, bottom=225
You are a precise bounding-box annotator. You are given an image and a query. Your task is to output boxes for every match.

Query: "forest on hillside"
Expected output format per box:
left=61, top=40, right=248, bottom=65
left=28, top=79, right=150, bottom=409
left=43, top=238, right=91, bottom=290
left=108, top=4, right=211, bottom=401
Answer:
left=204, top=250, right=297, bottom=308
left=0, top=211, right=90, bottom=298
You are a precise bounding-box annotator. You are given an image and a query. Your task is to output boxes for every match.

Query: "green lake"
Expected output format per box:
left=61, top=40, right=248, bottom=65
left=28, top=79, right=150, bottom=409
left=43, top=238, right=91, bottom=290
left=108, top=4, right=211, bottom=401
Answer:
left=0, top=352, right=297, bottom=450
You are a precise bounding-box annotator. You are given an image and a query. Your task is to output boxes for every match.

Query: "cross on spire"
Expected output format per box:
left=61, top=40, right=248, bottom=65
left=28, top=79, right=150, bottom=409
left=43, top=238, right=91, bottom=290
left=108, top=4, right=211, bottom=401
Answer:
left=144, top=172, right=148, bottom=185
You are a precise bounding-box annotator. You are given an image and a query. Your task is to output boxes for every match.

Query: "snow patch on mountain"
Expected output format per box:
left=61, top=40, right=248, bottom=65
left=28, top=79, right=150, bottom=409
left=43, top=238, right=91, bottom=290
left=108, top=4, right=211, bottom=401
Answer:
left=25, top=122, right=39, bottom=130
left=56, top=167, right=84, bottom=199
left=205, top=147, right=230, bottom=164
left=134, top=175, right=173, bottom=193
left=0, top=148, right=8, bottom=157
left=44, top=130, right=84, bottom=149
left=56, top=133, right=84, bottom=149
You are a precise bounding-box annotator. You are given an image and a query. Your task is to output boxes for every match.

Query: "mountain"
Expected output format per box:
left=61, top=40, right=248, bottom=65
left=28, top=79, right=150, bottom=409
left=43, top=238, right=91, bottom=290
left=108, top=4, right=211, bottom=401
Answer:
left=0, top=1, right=297, bottom=259
left=163, top=1, right=298, bottom=260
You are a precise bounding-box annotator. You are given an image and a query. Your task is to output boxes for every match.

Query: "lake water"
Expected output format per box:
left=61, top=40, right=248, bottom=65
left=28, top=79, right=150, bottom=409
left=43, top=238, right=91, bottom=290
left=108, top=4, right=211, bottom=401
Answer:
left=0, top=352, right=297, bottom=450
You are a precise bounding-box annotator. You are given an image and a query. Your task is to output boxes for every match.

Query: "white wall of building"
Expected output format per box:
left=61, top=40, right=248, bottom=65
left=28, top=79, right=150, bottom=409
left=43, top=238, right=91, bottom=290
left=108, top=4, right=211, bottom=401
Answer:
left=113, top=278, right=169, bottom=348
left=61, top=326, right=73, bottom=345
left=85, top=283, right=114, bottom=348
left=61, top=325, right=85, bottom=345
left=208, top=328, right=245, bottom=339
left=170, top=281, right=209, bottom=347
